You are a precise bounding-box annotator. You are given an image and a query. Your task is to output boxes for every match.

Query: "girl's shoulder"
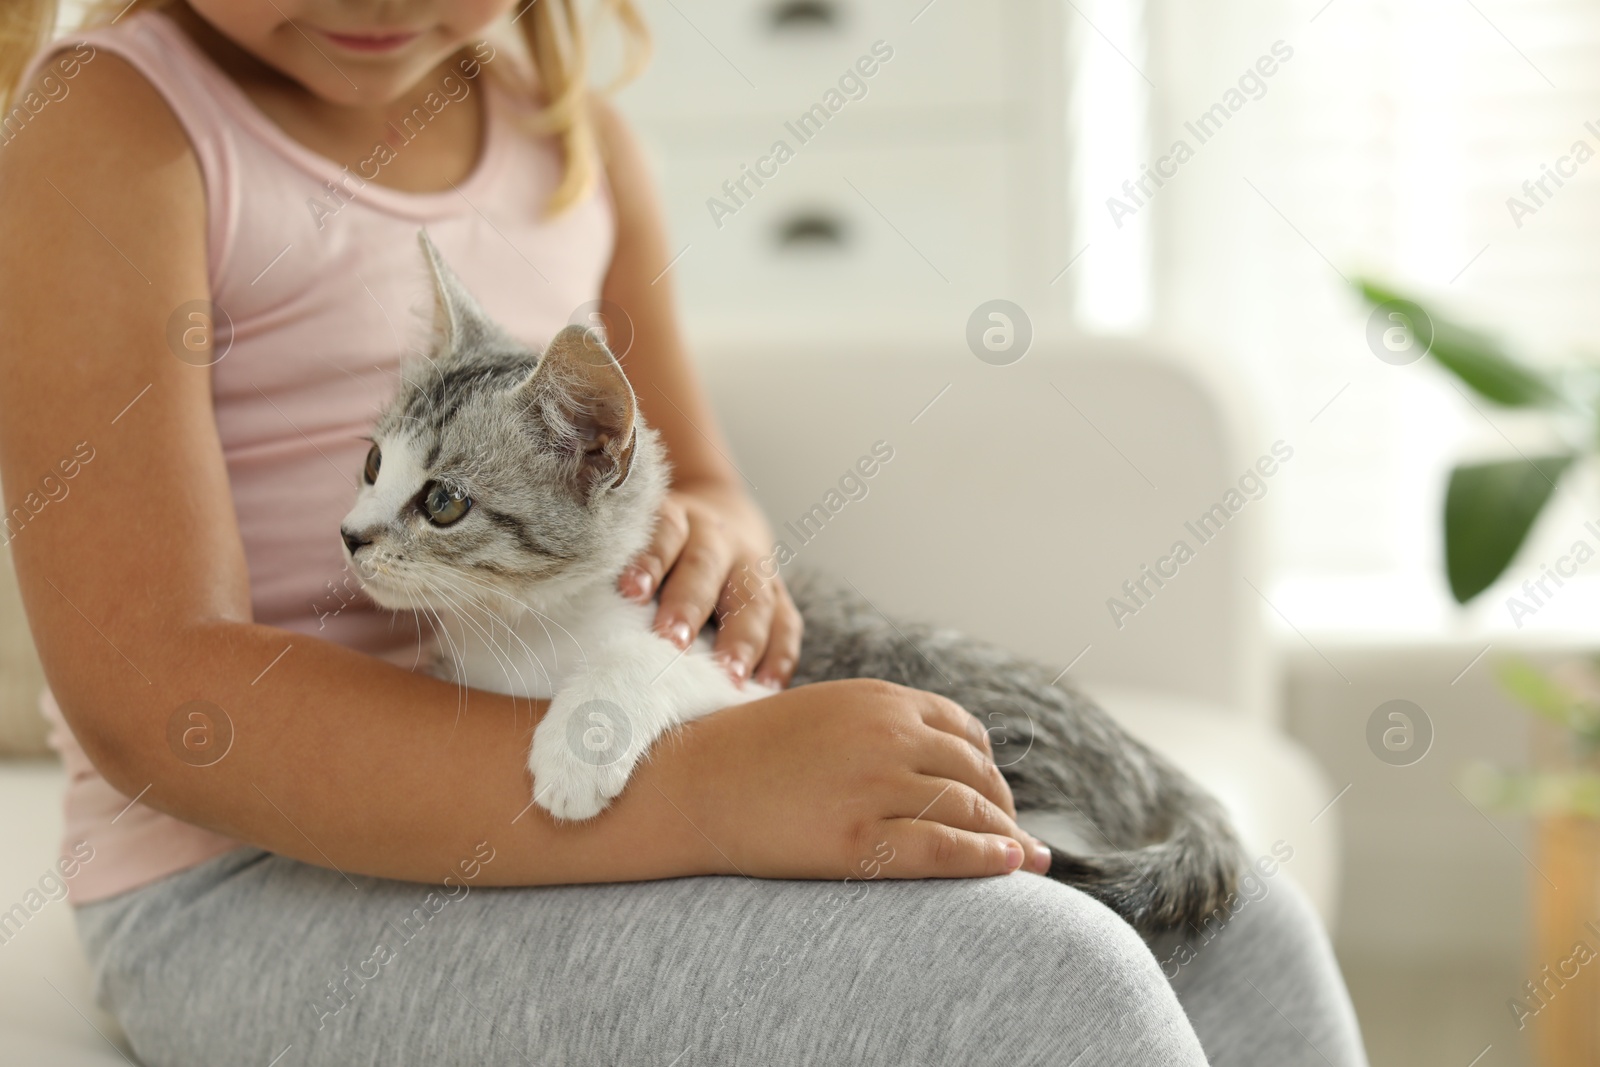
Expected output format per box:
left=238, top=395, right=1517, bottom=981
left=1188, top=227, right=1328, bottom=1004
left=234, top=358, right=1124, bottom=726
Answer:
left=3, top=24, right=200, bottom=199
left=7, top=12, right=221, bottom=191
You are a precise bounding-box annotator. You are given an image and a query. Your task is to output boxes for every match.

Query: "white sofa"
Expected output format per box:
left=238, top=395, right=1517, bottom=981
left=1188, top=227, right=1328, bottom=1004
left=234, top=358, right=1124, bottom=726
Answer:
left=695, top=327, right=1339, bottom=911
left=0, top=761, right=125, bottom=1066
left=0, top=329, right=1338, bottom=1064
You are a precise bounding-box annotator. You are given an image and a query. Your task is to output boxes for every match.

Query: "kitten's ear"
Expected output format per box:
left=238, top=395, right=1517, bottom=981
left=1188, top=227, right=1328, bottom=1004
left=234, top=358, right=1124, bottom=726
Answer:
left=520, top=324, right=638, bottom=493
left=416, top=230, right=508, bottom=358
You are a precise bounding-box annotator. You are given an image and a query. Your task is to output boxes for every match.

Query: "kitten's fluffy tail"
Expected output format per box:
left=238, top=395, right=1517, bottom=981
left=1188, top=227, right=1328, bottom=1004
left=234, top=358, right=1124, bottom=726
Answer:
left=1040, top=785, right=1242, bottom=934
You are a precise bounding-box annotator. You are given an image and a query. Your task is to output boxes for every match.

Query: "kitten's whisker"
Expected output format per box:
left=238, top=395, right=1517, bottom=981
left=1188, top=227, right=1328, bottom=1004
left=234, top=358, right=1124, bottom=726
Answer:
left=435, top=566, right=590, bottom=676
left=416, top=596, right=470, bottom=728
left=452, top=572, right=567, bottom=662
left=407, top=562, right=559, bottom=696
left=420, top=572, right=555, bottom=713
left=413, top=561, right=571, bottom=676
left=407, top=604, right=426, bottom=672
left=394, top=371, right=438, bottom=416
left=396, top=586, right=439, bottom=677
left=424, top=579, right=542, bottom=713
left=469, top=606, right=555, bottom=699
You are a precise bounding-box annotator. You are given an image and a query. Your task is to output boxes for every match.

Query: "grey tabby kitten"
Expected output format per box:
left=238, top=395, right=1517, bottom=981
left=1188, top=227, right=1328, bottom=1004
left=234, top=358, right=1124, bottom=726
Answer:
left=340, top=234, right=1245, bottom=933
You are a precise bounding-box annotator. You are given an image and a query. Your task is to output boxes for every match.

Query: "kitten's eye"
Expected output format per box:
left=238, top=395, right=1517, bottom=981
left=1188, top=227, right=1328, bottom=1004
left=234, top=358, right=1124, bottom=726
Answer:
left=363, top=444, right=382, bottom=485
left=423, top=482, right=472, bottom=526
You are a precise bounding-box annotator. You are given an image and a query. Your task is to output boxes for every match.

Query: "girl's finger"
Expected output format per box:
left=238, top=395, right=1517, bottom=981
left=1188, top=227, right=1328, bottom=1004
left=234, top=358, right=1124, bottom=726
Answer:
left=712, top=568, right=776, bottom=684
left=914, top=693, right=997, bottom=762
left=752, top=589, right=802, bottom=689
left=620, top=499, right=689, bottom=602
left=654, top=532, right=733, bottom=649
left=868, top=820, right=1027, bottom=880
left=897, top=777, right=1050, bottom=874
left=912, top=728, right=1018, bottom=821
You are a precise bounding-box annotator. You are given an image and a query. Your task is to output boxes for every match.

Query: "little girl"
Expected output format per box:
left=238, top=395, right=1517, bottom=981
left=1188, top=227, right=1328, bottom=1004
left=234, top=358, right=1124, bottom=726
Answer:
left=0, top=2, right=1367, bottom=1064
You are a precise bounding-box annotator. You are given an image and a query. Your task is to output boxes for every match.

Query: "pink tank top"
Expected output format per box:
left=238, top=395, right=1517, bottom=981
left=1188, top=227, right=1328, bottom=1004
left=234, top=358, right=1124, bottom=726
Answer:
left=21, top=11, right=615, bottom=903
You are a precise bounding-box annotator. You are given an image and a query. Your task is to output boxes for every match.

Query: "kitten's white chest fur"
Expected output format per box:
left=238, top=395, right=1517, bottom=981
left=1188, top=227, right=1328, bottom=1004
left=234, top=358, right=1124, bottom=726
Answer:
left=434, top=591, right=774, bottom=820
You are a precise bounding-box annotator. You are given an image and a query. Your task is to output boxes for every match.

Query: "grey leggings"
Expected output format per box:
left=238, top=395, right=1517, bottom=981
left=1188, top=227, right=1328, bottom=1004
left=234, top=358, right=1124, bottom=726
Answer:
left=75, top=847, right=1367, bottom=1066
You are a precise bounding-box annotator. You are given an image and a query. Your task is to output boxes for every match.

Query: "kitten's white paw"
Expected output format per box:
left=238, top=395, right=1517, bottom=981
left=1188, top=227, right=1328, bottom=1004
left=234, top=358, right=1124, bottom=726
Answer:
left=527, top=698, right=639, bottom=821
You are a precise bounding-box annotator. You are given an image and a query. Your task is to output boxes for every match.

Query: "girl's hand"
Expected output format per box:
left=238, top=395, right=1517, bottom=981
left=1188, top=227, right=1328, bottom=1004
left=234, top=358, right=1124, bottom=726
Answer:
left=619, top=481, right=802, bottom=689
left=650, top=678, right=1056, bottom=880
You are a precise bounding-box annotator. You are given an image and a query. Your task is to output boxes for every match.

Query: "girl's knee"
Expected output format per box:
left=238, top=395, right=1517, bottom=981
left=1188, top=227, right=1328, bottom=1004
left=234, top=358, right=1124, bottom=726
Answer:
left=957, top=876, right=1210, bottom=1066
left=1214, top=867, right=1328, bottom=950
left=1156, top=866, right=1342, bottom=1001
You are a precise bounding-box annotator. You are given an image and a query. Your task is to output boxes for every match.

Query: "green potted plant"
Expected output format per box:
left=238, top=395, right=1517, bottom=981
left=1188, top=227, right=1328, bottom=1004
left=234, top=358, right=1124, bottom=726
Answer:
left=1356, top=279, right=1595, bottom=605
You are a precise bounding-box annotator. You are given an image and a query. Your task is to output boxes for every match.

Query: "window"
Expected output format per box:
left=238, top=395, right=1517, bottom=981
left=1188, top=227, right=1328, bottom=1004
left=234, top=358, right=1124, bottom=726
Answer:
left=1077, top=0, right=1600, bottom=631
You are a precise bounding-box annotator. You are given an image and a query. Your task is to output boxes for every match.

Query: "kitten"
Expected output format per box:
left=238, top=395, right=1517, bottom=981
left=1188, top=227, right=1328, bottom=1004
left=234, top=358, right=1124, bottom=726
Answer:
left=340, top=233, right=1245, bottom=932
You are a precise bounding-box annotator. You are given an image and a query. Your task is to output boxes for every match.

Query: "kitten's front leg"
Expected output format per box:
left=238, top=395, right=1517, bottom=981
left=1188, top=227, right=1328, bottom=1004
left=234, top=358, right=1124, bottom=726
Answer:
left=527, top=662, right=674, bottom=821
left=527, top=615, right=768, bottom=821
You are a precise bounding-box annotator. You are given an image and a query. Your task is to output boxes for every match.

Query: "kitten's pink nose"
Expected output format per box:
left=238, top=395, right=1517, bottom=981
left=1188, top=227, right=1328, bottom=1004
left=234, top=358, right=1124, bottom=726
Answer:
left=341, top=526, right=372, bottom=555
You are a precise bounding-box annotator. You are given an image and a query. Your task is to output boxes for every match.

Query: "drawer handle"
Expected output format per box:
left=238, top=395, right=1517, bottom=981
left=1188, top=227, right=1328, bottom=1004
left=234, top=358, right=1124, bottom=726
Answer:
left=775, top=212, right=848, bottom=249
left=768, top=0, right=840, bottom=33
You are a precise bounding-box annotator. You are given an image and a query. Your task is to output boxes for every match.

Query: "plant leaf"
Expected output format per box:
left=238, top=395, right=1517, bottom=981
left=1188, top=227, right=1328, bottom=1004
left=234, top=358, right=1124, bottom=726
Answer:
left=1444, top=455, right=1575, bottom=603
left=1356, top=279, right=1561, bottom=407
left=1499, top=658, right=1577, bottom=727
left=1459, top=764, right=1600, bottom=819
left=1498, top=658, right=1600, bottom=743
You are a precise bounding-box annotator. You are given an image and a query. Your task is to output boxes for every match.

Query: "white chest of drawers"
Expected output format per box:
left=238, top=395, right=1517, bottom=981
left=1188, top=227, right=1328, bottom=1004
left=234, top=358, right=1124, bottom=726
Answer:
left=612, top=0, right=1075, bottom=334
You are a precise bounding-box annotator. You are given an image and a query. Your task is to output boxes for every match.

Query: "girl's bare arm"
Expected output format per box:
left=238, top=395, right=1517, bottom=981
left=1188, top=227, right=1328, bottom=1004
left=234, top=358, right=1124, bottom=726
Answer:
left=0, top=55, right=1038, bottom=889
left=0, top=55, right=734, bottom=886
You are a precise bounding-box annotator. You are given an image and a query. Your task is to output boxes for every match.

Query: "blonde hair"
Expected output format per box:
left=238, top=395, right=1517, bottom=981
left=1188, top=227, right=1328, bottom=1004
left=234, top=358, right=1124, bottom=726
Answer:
left=0, top=0, right=649, bottom=214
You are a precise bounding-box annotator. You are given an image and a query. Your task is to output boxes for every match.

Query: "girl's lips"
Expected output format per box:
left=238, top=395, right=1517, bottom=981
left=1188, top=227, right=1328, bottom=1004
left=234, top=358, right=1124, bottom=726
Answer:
left=316, top=28, right=423, bottom=54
